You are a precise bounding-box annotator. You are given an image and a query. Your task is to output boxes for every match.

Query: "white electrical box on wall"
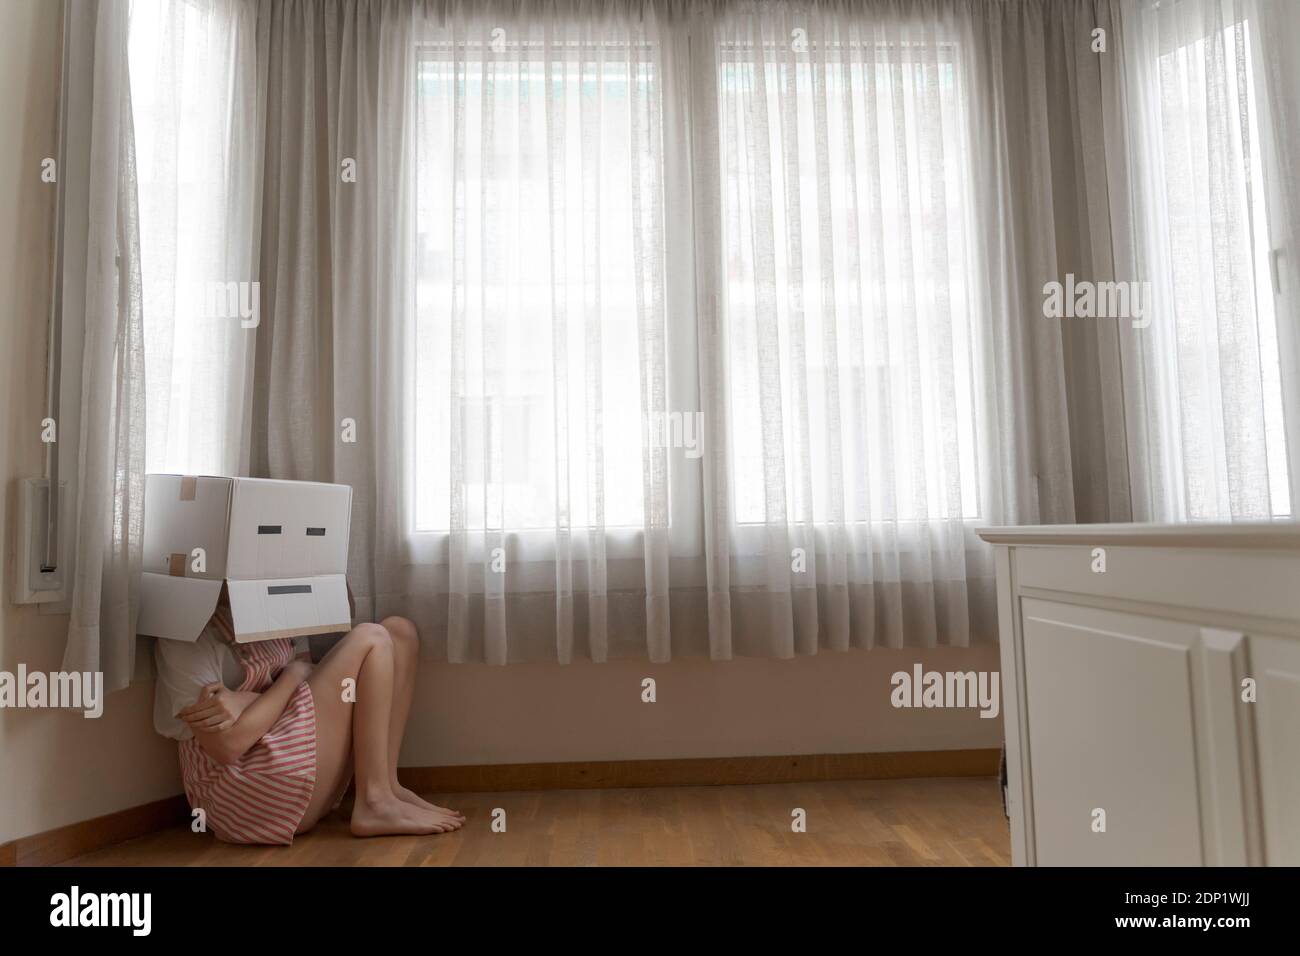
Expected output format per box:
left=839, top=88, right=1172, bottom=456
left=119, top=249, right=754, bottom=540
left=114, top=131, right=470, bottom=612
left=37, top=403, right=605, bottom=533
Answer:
left=14, top=478, right=70, bottom=605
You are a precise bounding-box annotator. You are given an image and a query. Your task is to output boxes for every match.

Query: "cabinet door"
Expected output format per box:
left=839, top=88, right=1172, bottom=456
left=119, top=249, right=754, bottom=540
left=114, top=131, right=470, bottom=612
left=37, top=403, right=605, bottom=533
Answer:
left=1020, top=599, right=1205, bottom=865
left=1250, top=634, right=1300, bottom=865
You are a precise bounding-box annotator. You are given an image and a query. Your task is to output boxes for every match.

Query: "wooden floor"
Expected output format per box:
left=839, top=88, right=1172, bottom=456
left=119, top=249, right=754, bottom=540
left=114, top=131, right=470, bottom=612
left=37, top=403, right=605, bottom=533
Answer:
left=67, top=777, right=1009, bottom=866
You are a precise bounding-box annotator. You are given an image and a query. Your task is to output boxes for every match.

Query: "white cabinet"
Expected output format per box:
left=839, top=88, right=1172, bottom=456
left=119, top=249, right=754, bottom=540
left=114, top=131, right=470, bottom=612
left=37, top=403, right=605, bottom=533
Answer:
left=1251, top=635, right=1300, bottom=863
left=978, top=524, right=1300, bottom=866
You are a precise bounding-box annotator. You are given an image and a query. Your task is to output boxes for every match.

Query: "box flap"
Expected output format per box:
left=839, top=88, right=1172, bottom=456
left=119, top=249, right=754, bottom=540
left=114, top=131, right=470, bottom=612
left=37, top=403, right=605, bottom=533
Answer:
left=137, top=573, right=224, bottom=642
left=227, top=573, right=351, bottom=644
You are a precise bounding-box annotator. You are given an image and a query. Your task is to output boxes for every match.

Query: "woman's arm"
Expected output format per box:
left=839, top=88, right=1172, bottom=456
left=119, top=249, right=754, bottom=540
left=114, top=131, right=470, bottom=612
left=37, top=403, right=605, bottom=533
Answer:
left=192, top=660, right=313, bottom=766
left=179, top=687, right=259, bottom=733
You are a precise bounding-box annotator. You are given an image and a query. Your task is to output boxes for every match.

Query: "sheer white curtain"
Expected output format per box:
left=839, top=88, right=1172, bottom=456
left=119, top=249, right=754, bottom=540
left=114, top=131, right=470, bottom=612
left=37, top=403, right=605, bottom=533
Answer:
left=249, top=0, right=685, bottom=663
left=137, top=0, right=1185, bottom=664
left=129, top=0, right=260, bottom=478
left=689, top=0, right=1123, bottom=655
left=57, top=0, right=257, bottom=692
left=121, top=0, right=1300, bottom=667
left=696, top=1, right=985, bottom=653
left=58, top=0, right=146, bottom=692
left=1118, top=0, right=1299, bottom=521
left=407, top=2, right=678, bottom=663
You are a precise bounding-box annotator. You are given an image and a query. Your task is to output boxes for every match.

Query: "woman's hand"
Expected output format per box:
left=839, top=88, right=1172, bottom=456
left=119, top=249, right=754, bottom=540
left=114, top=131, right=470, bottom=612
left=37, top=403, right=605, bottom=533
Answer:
left=188, top=662, right=311, bottom=767
left=178, top=684, right=254, bottom=734
left=282, top=659, right=313, bottom=684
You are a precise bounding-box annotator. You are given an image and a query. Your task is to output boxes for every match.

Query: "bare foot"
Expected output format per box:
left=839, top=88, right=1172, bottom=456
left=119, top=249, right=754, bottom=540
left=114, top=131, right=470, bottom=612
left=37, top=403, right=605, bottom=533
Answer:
left=393, top=783, right=464, bottom=820
left=350, top=795, right=453, bottom=837
left=411, top=805, right=463, bottom=832
left=430, top=809, right=464, bottom=831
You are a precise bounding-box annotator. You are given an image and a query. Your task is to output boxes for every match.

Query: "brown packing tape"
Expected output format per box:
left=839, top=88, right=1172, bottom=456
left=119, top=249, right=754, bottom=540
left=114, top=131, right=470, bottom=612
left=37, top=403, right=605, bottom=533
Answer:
left=168, top=553, right=187, bottom=577
left=179, top=476, right=197, bottom=501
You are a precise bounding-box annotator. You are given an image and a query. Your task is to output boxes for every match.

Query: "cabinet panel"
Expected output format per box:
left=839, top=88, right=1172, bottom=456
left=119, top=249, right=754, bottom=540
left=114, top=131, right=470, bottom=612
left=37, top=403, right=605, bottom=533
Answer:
left=1020, top=599, right=1203, bottom=866
left=1250, top=635, right=1300, bottom=865
left=1013, top=545, right=1300, bottom=623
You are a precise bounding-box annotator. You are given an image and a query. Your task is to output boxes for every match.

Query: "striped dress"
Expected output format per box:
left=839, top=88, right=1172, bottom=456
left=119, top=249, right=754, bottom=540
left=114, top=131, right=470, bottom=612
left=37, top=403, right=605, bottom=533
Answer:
left=178, top=608, right=317, bottom=845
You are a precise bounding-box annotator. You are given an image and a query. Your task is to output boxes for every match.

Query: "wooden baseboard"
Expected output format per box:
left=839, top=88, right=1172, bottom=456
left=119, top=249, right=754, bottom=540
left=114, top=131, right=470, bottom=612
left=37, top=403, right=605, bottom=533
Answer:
left=2, top=795, right=189, bottom=868
left=399, top=748, right=1000, bottom=794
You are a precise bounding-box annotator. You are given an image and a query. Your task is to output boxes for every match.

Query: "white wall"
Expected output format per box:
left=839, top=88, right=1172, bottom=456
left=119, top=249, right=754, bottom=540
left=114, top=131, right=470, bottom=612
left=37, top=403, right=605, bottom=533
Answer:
left=401, top=646, right=1003, bottom=767
left=0, top=0, right=1000, bottom=847
left=0, top=0, right=183, bottom=847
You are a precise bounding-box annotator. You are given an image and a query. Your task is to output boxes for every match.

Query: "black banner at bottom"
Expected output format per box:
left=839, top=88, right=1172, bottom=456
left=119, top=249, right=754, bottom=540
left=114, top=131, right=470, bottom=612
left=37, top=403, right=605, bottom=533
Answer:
left=0, top=865, right=1274, bottom=943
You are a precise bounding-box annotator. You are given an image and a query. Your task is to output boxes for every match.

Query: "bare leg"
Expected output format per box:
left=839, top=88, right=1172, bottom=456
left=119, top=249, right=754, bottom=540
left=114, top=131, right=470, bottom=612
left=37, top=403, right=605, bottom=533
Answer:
left=296, top=624, right=452, bottom=837
left=380, top=616, right=463, bottom=825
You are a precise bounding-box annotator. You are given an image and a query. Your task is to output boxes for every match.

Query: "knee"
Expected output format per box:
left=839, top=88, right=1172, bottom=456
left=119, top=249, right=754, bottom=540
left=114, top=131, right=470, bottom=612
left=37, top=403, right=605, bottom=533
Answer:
left=379, top=616, right=420, bottom=658
left=347, top=622, right=392, bottom=653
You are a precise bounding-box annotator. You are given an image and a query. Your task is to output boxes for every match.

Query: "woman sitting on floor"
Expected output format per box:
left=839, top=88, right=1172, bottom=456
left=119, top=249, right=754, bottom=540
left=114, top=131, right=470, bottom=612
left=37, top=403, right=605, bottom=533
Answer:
left=153, top=591, right=462, bottom=844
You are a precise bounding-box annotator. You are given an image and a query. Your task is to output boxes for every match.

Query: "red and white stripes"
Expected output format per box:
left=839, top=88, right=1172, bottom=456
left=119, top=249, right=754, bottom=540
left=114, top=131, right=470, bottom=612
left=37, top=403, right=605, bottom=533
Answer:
left=178, top=632, right=316, bottom=846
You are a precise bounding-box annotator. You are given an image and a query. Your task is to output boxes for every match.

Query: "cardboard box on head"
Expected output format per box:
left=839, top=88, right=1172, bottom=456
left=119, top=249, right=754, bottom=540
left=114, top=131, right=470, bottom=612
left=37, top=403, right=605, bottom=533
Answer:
left=137, top=475, right=353, bottom=644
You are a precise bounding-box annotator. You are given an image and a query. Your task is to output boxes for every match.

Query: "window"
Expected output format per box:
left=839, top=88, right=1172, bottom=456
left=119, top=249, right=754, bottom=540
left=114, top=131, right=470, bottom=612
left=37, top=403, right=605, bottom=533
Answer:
left=1154, top=12, right=1291, bottom=518
left=129, top=0, right=256, bottom=478
left=413, top=41, right=664, bottom=533
left=718, top=38, right=981, bottom=525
